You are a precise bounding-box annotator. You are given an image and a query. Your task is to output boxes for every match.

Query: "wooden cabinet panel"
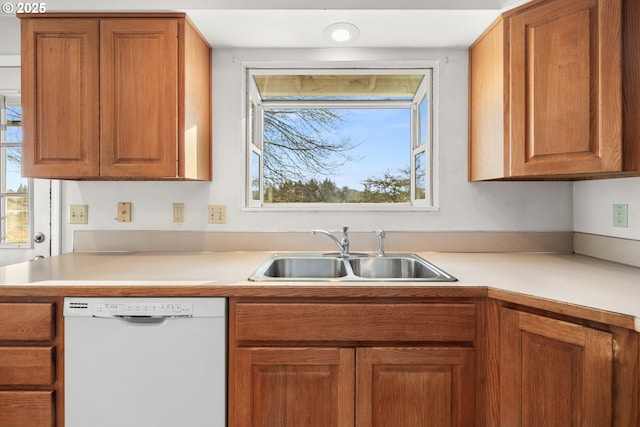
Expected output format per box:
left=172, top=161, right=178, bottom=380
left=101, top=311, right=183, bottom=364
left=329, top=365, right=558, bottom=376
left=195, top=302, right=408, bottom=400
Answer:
left=0, top=303, right=54, bottom=341
left=233, top=347, right=355, bottom=427
left=623, top=0, right=640, bottom=172
left=468, top=18, right=507, bottom=181
left=100, top=19, right=178, bottom=177
left=230, top=298, right=480, bottom=426
left=0, top=391, right=54, bottom=427
left=0, top=347, right=55, bottom=385
left=21, top=18, right=100, bottom=178
left=500, top=308, right=613, bottom=427
left=20, top=13, right=211, bottom=180
left=469, top=0, right=629, bottom=180
left=509, top=0, right=622, bottom=176
left=234, top=302, right=476, bottom=343
left=356, top=347, right=475, bottom=427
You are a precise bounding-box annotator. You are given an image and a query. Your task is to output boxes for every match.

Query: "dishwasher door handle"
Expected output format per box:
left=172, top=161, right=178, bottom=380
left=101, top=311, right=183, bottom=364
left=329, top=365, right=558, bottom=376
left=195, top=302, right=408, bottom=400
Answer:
left=91, top=314, right=190, bottom=324
left=115, top=316, right=168, bottom=324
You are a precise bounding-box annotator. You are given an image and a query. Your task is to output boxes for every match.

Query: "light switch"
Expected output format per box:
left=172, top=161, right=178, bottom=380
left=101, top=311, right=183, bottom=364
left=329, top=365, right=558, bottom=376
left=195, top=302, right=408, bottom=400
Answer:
left=69, top=205, right=88, bottom=224
left=208, top=205, right=227, bottom=224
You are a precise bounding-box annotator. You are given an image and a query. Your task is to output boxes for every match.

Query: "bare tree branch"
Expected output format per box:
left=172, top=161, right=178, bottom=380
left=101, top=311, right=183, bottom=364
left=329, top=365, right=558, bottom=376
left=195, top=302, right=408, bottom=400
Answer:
left=262, top=108, right=361, bottom=186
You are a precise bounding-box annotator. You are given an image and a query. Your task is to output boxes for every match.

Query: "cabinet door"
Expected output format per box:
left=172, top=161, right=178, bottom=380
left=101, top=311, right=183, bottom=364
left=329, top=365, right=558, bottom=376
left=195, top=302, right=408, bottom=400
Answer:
left=356, top=347, right=476, bottom=427
left=500, top=308, right=612, bottom=427
left=100, top=19, right=178, bottom=177
left=21, top=18, right=100, bottom=178
left=509, top=0, right=622, bottom=176
left=233, top=347, right=355, bottom=427
left=0, top=391, right=54, bottom=427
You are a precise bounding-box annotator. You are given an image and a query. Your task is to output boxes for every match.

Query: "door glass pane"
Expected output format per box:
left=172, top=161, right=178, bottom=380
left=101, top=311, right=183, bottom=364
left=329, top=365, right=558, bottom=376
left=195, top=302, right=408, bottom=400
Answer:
left=2, top=96, right=30, bottom=247
left=2, top=147, right=28, bottom=192
left=4, top=195, right=28, bottom=244
left=5, top=105, right=22, bottom=142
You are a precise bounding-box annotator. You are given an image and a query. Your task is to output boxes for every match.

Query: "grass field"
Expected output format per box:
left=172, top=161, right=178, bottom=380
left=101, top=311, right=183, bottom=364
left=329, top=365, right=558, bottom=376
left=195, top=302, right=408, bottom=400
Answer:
left=5, top=196, right=28, bottom=244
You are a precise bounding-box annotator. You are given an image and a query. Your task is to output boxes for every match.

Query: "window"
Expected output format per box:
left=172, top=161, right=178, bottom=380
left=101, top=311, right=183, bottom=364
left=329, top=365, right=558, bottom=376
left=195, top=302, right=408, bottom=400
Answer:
left=1, top=95, right=30, bottom=247
left=245, top=66, right=436, bottom=210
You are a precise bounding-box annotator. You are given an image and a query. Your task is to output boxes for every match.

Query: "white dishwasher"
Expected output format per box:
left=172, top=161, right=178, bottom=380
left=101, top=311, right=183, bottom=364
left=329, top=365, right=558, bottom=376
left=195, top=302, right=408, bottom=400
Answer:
left=64, top=297, right=226, bottom=427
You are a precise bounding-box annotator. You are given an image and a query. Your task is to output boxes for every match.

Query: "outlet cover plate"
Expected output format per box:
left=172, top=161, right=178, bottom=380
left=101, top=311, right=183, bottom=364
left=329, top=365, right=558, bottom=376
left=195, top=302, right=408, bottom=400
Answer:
left=117, top=202, right=132, bottom=222
left=173, top=203, right=185, bottom=223
left=613, top=204, right=628, bottom=227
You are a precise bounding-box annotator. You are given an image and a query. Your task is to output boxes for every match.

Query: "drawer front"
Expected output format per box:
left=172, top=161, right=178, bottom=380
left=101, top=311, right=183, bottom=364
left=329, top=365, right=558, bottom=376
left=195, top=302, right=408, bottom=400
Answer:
left=0, top=303, right=55, bottom=341
left=0, top=347, right=55, bottom=385
left=234, top=302, right=476, bottom=343
left=0, top=391, right=54, bottom=427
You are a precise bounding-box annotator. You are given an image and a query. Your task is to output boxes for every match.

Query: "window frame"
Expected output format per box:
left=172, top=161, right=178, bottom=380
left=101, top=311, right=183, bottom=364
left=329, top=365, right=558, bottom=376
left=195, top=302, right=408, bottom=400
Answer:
left=243, top=62, right=440, bottom=212
left=1, top=94, right=33, bottom=248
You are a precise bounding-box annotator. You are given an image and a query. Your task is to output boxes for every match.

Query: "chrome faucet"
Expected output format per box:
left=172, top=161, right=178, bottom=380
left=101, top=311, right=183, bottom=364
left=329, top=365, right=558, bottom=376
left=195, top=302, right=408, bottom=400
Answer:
left=312, top=226, right=350, bottom=257
left=376, top=230, right=386, bottom=256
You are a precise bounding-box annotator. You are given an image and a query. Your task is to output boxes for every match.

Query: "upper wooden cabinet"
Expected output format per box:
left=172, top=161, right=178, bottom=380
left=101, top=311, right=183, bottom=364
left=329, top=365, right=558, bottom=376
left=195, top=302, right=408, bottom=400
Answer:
left=20, top=13, right=211, bottom=180
left=469, top=0, right=639, bottom=180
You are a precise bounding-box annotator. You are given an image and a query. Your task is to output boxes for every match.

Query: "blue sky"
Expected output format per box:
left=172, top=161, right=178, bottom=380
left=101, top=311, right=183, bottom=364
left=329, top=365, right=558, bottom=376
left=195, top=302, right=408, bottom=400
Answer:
left=313, top=108, right=411, bottom=190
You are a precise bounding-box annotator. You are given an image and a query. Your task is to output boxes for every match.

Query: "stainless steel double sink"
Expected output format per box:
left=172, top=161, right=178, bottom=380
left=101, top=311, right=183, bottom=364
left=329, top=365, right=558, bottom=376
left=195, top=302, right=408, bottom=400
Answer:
left=248, top=252, right=457, bottom=282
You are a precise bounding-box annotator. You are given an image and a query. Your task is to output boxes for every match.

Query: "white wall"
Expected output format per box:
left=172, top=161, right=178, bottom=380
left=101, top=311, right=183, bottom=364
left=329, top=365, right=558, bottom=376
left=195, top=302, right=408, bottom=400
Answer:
left=59, top=47, right=573, bottom=252
left=574, top=177, right=640, bottom=240
left=0, top=17, right=19, bottom=55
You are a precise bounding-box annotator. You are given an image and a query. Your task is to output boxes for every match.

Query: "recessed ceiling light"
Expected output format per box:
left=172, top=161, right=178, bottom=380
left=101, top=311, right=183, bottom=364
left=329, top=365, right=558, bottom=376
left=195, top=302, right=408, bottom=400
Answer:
left=324, top=22, right=360, bottom=43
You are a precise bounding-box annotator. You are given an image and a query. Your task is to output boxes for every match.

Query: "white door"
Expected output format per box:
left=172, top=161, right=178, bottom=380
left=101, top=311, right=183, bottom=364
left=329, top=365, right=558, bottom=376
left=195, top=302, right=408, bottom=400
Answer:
left=0, top=66, right=54, bottom=267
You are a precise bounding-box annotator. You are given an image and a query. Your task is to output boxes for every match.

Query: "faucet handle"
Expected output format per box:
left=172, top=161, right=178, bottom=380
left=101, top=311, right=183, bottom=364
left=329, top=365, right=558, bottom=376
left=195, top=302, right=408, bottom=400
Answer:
left=342, top=225, right=349, bottom=233
left=375, top=230, right=386, bottom=256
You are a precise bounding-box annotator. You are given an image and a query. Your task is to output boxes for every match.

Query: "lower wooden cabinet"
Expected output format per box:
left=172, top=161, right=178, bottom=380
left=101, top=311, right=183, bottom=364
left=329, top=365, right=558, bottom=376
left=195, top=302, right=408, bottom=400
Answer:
left=235, top=347, right=355, bottom=427
left=233, top=346, right=476, bottom=427
left=230, top=298, right=478, bottom=427
left=0, top=300, right=61, bottom=427
left=499, top=307, right=613, bottom=427
left=0, top=391, right=55, bottom=427
left=356, top=347, right=476, bottom=427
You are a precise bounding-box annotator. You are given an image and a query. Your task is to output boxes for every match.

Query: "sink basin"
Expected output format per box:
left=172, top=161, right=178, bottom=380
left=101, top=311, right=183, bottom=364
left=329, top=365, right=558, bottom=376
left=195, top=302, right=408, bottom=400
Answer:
left=261, top=257, right=348, bottom=279
left=348, top=256, right=454, bottom=280
left=249, top=253, right=457, bottom=282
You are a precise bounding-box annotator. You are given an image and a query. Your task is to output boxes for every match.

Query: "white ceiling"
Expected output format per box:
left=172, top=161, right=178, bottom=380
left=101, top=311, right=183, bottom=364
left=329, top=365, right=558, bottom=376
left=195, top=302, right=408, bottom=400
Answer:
left=187, top=9, right=500, bottom=48
left=1, top=0, right=531, bottom=49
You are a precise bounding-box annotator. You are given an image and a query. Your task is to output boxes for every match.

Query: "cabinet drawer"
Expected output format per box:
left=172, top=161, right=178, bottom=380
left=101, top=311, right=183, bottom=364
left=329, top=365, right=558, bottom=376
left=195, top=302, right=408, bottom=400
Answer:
left=234, top=302, right=476, bottom=343
left=0, top=391, right=54, bottom=427
left=0, top=303, right=55, bottom=341
left=0, top=347, right=55, bottom=385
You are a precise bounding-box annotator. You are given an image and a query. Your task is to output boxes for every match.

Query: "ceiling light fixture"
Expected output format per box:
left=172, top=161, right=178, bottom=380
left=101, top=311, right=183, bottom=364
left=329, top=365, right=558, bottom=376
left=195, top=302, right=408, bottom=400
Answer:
left=324, top=22, right=360, bottom=43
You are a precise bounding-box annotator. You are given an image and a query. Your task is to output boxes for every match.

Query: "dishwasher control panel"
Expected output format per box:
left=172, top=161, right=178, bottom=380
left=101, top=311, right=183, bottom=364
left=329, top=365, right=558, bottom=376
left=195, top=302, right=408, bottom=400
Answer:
left=65, top=299, right=194, bottom=318
left=97, top=302, right=193, bottom=317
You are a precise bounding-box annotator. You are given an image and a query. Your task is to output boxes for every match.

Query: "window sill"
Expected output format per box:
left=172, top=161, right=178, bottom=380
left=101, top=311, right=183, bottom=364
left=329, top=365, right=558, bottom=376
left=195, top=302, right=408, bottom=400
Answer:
left=242, top=203, right=439, bottom=212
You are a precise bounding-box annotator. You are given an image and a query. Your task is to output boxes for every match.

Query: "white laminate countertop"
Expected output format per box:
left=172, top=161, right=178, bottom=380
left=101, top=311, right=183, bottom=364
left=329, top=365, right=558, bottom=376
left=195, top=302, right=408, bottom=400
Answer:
left=1, top=250, right=639, bottom=328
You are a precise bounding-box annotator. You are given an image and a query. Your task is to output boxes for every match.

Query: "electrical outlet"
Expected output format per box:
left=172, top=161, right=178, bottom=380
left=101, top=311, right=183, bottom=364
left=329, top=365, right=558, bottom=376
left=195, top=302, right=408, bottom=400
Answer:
left=117, top=202, right=132, bottom=222
left=613, top=204, right=628, bottom=227
left=208, top=205, right=227, bottom=224
left=69, top=205, right=88, bottom=224
left=173, top=203, right=185, bottom=223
